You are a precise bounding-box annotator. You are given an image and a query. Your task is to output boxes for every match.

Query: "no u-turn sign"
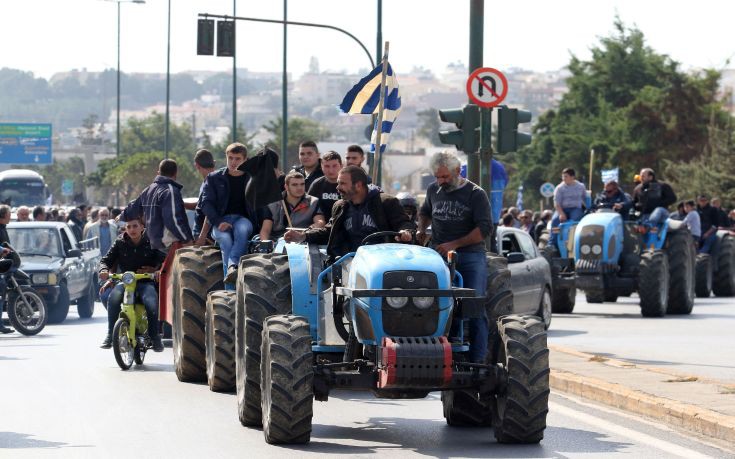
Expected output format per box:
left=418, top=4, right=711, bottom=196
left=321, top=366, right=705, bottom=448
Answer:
left=466, top=67, right=508, bottom=108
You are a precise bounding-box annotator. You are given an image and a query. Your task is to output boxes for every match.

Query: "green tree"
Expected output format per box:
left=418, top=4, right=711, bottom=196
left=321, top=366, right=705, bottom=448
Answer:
left=263, top=116, right=330, bottom=168
left=201, top=124, right=256, bottom=163
left=416, top=108, right=443, bottom=146
left=509, top=18, right=731, bottom=207
left=118, top=111, right=195, bottom=157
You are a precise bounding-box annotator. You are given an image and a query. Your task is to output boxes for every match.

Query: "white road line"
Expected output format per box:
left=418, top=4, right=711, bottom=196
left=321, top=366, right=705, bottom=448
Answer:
left=550, top=401, right=714, bottom=459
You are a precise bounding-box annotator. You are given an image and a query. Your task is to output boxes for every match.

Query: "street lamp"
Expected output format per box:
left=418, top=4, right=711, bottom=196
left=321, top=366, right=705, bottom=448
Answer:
left=104, top=0, right=145, bottom=205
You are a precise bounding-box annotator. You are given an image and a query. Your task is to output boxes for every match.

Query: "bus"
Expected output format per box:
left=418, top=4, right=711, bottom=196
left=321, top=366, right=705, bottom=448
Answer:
left=0, top=169, right=48, bottom=207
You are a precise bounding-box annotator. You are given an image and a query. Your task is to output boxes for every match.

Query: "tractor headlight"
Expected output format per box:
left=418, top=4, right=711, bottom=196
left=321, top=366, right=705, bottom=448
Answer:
left=592, top=244, right=602, bottom=255
left=386, top=288, right=408, bottom=309
left=31, top=273, right=48, bottom=285
left=122, top=272, right=135, bottom=285
left=412, top=288, right=434, bottom=309
left=581, top=244, right=591, bottom=255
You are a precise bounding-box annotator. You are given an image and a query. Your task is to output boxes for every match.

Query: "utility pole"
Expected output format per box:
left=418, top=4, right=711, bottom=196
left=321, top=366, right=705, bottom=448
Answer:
left=282, top=0, right=288, bottom=166
left=164, top=0, right=171, bottom=159
left=467, top=0, right=484, bottom=185
left=232, top=0, right=237, bottom=144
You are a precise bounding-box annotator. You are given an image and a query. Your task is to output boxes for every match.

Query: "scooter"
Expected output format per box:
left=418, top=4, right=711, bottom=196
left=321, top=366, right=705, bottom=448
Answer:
left=0, top=257, right=47, bottom=336
left=110, top=272, right=156, bottom=370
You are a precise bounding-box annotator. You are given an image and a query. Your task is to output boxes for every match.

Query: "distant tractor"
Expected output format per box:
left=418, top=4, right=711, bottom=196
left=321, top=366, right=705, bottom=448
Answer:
left=538, top=220, right=579, bottom=313
left=231, top=233, right=549, bottom=445
left=694, top=230, right=735, bottom=298
left=573, top=211, right=695, bottom=317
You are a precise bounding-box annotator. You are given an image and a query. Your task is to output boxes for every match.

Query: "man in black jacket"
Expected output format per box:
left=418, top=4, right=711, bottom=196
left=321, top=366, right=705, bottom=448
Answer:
left=98, top=216, right=166, bottom=351
left=697, top=195, right=721, bottom=254
left=632, top=168, right=677, bottom=225
left=0, top=205, right=15, bottom=333
left=284, top=166, right=413, bottom=258
left=293, top=140, right=324, bottom=190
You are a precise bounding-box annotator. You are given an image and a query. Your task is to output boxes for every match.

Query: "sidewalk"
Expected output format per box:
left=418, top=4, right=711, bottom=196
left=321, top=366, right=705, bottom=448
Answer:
left=550, top=344, right=735, bottom=445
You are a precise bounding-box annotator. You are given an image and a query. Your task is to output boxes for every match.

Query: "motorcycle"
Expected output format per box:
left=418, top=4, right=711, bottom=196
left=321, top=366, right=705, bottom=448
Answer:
left=0, top=256, right=47, bottom=336
left=110, top=272, right=156, bottom=370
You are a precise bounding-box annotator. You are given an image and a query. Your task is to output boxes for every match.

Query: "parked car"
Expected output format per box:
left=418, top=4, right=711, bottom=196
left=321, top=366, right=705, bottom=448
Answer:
left=7, top=221, right=101, bottom=323
left=497, top=226, right=553, bottom=329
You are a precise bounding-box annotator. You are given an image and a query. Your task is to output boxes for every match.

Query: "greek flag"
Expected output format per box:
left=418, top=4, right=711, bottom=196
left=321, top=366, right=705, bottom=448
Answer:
left=339, top=63, right=401, bottom=153
left=516, top=185, right=524, bottom=210
left=601, top=167, right=619, bottom=184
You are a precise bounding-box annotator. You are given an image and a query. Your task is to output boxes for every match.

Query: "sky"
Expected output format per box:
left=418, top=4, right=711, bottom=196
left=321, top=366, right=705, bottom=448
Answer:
left=1, top=0, right=733, bottom=81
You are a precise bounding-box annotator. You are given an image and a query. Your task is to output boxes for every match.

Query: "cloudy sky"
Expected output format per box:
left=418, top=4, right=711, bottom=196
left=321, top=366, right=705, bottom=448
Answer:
left=1, top=0, right=733, bottom=79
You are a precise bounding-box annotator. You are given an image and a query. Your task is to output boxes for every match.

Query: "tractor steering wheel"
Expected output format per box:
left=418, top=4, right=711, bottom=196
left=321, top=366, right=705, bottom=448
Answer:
left=360, top=231, right=408, bottom=246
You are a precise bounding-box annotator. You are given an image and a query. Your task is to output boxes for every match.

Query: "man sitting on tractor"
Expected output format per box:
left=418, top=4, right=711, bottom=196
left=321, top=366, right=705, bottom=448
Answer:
left=594, top=180, right=632, bottom=217
left=416, top=151, right=493, bottom=363
left=550, top=167, right=587, bottom=246
left=98, top=216, right=166, bottom=351
left=259, top=171, right=325, bottom=242
left=284, top=166, right=414, bottom=258
left=632, top=168, right=677, bottom=225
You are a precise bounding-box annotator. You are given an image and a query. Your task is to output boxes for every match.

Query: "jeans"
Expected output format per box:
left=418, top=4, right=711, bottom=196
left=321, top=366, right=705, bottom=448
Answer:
left=211, top=214, right=254, bottom=276
left=106, top=282, right=159, bottom=337
left=449, top=251, right=489, bottom=363
left=699, top=232, right=717, bottom=254
left=642, top=207, right=669, bottom=225
left=550, top=207, right=584, bottom=245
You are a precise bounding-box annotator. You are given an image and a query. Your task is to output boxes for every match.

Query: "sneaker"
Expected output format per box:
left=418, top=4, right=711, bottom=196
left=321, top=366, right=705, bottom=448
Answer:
left=100, top=333, right=112, bottom=348
left=224, top=265, right=238, bottom=284
left=0, top=325, right=15, bottom=334
left=152, top=334, right=164, bottom=352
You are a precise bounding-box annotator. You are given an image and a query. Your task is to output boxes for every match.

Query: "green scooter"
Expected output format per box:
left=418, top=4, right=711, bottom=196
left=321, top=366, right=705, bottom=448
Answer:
left=110, top=272, right=156, bottom=370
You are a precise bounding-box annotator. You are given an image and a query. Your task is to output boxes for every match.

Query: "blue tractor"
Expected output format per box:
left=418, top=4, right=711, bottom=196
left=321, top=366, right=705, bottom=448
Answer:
left=573, top=210, right=695, bottom=316
left=538, top=221, right=579, bottom=313
left=233, top=232, right=549, bottom=445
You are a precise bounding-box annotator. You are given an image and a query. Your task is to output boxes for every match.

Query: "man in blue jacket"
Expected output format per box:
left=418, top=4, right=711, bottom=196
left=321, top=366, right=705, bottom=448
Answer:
left=199, top=143, right=255, bottom=284
left=121, top=159, right=193, bottom=251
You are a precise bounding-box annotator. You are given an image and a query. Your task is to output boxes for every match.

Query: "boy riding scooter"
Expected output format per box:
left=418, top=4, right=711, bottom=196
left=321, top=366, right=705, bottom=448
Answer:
left=99, top=216, right=165, bottom=352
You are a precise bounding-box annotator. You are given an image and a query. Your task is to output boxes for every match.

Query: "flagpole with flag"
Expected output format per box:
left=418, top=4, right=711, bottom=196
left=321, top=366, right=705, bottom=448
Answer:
left=371, top=41, right=390, bottom=185
left=338, top=41, right=401, bottom=188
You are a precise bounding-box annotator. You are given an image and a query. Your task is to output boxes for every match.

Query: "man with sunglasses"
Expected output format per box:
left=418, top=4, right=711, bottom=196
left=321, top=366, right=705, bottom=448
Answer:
left=594, top=180, right=632, bottom=217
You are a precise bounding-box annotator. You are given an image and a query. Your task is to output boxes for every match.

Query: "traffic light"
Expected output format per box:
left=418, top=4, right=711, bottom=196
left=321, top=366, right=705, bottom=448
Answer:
left=497, top=106, right=532, bottom=153
left=438, top=104, right=479, bottom=153
left=217, top=20, right=236, bottom=57
left=197, top=19, right=214, bottom=56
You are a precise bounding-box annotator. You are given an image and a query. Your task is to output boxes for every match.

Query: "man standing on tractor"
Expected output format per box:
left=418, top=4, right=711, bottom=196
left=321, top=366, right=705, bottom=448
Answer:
left=120, top=159, right=193, bottom=252
left=199, top=143, right=255, bottom=285
left=293, top=140, right=323, bottom=191
left=98, top=215, right=166, bottom=351
left=308, top=151, right=342, bottom=222
left=416, top=151, right=493, bottom=363
left=283, top=165, right=413, bottom=258
left=259, top=171, right=325, bottom=241
left=550, top=168, right=586, bottom=246
left=190, top=149, right=216, bottom=246
left=594, top=180, right=633, bottom=217
left=344, top=144, right=372, bottom=183
left=632, top=168, right=676, bottom=225
left=697, top=194, right=720, bottom=254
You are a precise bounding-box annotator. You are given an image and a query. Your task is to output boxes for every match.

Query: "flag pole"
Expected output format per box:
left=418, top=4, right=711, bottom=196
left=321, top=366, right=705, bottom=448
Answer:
left=371, top=41, right=390, bottom=186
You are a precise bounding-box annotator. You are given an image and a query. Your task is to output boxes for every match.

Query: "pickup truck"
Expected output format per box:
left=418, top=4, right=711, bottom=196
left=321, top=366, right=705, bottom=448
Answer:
left=7, top=222, right=101, bottom=323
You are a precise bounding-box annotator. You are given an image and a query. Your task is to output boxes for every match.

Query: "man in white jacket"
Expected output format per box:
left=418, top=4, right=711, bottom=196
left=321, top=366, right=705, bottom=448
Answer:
left=83, top=208, right=117, bottom=257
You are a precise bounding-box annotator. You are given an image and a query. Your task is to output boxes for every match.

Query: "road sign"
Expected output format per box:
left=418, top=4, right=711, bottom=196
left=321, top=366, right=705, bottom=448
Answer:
left=61, top=179, right=74, bottom=197
left=0, top=123, right=52, bottom=165
left=540, top=182, right=555, bottom=198
left=466, top=68, right=508, bottom=108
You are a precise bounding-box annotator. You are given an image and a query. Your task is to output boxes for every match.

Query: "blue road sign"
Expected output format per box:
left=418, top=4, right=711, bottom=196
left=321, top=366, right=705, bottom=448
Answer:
left=0, top=123, right=52, bottom=165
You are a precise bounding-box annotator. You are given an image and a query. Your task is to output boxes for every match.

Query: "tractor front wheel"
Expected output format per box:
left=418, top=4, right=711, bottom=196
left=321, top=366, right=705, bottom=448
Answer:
left=205, top=291, right=237, bottom=392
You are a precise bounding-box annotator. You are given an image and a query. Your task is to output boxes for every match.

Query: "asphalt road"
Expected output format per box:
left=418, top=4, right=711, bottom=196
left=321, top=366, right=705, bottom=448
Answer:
left=1, top=303, right=733, bottom=458
left=548, top=294, right=735, bottom=383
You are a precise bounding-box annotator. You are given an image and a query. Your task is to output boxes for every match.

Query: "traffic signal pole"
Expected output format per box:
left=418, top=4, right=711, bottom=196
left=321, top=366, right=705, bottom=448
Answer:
left=479, top=107, right=492, bottom=199
left=467, top=0, right=484, bottom=185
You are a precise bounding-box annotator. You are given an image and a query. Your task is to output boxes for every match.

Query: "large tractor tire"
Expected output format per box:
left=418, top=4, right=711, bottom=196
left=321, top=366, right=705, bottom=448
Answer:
left=666, top=228, right=695, bottom=314
left=539, top=233, right=576, bottom=313
left=638, top=251, right=669, bottom=317
left=441, top=254, right=513, bottom=426
left=713, top=235, right=735, bottom=296
left=172, top=246, right=223, bottom=383
left=260, top=315, right=314, bottom=444
left=493, top=314, right=549, bottom=444
left=585, top=290, right=604, bottom=304
left=205, top=291, right=236, bottom=392
left=236, top=253, right=292, bottom=427
left=695, top=254, right=713, bottom=298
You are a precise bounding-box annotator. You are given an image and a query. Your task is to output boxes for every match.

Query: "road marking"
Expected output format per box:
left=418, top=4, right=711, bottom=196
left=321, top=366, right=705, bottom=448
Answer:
left=550, top=400, right=713, bottom=458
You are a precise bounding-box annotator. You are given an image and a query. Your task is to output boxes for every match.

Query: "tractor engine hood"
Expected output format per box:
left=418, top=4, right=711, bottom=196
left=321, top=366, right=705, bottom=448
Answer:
left=349, top=244, right=452, bottom=289
left=574, top=211, right=624, bottom=273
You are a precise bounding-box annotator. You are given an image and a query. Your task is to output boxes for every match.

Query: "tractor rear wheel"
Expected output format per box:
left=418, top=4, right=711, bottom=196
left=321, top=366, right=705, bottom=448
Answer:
left=261, top=315, right=313, bottom=444
left=713, top=235, right=735, bottom=296
left=695, top=254, right=713, bottom=298
left=172, top=246, right=223, bottom=383
left=205, top=291, right=236, bottom=392
left=539, top=234, right=576, bottom=313
left=493, top=314, right=549, bottom=444
left=236, top=253, right=292, bottom=427
left=638, top=251, right=669, bottom=317
left=666, top=228, right=695, bottom=314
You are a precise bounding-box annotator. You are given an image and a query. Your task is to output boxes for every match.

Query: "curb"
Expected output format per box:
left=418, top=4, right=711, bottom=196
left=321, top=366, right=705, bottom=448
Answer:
left=550, top=369, right=735, bottom=444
